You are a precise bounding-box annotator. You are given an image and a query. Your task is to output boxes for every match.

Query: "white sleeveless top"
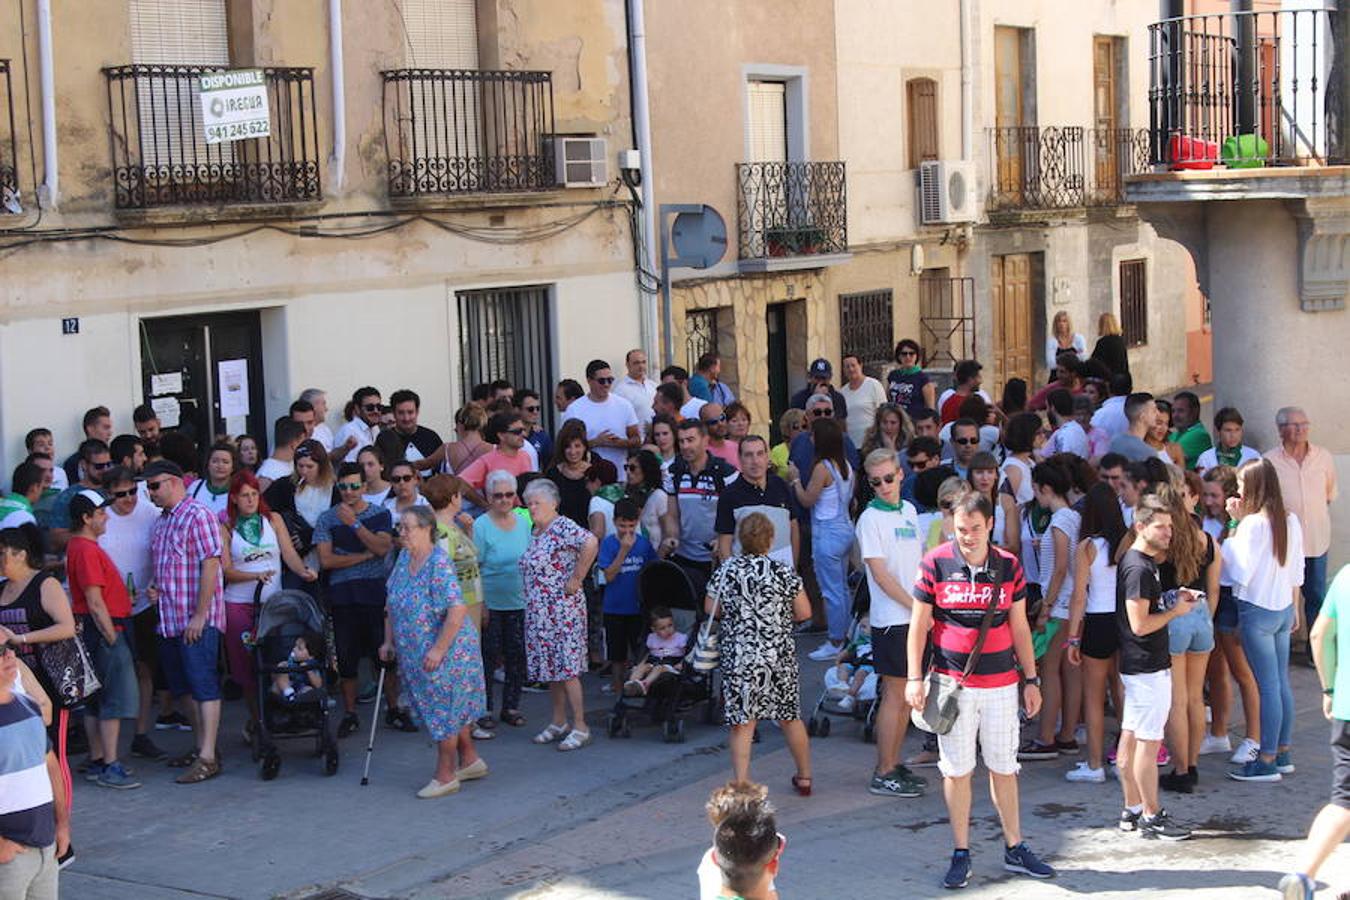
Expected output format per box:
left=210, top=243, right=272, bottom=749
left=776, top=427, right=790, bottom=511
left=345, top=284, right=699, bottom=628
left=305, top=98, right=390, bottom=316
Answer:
left=992, top=500, right=1007, bottom=547
left=224, top=515, right=281, bottom=605
left=812, top=460, right=854, bottom=525
left=1085, top=536, right=1117, bottom=615
left=1001, top=455, right=1034, bottom=505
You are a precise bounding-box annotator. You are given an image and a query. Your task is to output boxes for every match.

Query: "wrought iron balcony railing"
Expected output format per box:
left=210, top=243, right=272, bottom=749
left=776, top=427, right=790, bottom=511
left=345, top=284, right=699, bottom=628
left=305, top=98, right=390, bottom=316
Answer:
left=382, top=69, right=555, bottom=197
left=0, top=60, right=19, bottom=211
left=1147, top=7, right=1345, bottom=167
left=987, top=126, right=1149, bottom=211
left=103, top=65, right=320, bottom=210
left=736, top=161, right=848, bottom=260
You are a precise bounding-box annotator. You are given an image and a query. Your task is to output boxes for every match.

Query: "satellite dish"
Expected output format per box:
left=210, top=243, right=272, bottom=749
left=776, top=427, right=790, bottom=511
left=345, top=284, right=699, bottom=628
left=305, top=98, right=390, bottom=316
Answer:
left=670, top=205, right=727, bottom=270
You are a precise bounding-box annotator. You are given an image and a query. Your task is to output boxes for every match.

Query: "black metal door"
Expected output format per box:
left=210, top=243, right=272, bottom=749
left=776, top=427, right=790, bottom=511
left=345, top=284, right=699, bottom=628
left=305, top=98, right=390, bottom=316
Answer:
left=766, top=305, right=789, bottom=445
left=139, top=312, right=266, bottom=448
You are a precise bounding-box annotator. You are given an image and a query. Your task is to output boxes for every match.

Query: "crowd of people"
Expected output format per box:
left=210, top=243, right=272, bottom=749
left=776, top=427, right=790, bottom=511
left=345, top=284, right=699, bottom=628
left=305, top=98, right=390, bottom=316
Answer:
left=0, top=320, right=1345, bottom=897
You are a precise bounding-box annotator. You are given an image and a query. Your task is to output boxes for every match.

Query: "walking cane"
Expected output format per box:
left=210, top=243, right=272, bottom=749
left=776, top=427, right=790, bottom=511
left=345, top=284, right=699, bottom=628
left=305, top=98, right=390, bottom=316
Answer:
left=359, top=664, right=388, bottom=786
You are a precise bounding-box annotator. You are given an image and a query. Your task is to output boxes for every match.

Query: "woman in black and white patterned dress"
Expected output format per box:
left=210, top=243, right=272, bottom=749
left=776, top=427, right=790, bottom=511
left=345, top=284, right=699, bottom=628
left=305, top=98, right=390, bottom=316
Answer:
left=706, top=512, right=815, bottom=794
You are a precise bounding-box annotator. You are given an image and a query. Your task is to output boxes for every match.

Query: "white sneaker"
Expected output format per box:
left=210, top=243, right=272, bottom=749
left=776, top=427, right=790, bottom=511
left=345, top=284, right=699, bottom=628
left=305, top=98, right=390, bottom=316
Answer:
left=837, top=695, right=856, bottom=712
left=1231, top=737, right=1260, bottom=764
left=1065, top=761, right=1106, bottom=783
left=1199, top=733, right=1232, bottom=756
left=808, top=641, right=843, bottom=662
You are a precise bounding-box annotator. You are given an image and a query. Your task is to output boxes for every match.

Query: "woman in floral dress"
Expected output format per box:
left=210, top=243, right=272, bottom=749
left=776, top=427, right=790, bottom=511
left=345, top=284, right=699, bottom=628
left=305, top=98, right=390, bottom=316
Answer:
left=519, top=478, right=599, bottom=752
left=706, top=512, right=814, bottom=792
left=381, top=506, right=487, bottom=799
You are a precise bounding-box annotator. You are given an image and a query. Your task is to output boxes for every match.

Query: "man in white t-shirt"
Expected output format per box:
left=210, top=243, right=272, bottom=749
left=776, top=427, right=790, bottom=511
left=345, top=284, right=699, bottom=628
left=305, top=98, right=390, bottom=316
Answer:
left=333, top=386, right=382, bottom=464
left=257, top=418, right=305, bottom=491
left=840, top=354, right=888, bottom=446
left=612, top=349, right=659, bottom=433
left=1045, top=389, right=1090, bottom=459
left=855, top=448, right=927, bottom=800
left=659, top=365, right=707, bottom=419
left=299, top=389, right=336, bottom=453
left=564, top=360, right=641, bottom=469
left=1195, top=406, right=1261, bottom=473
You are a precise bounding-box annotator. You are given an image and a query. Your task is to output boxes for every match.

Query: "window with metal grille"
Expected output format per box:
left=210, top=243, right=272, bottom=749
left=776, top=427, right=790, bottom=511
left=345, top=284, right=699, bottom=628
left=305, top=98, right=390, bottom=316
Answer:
left=457, top=286, right=554, bottom=426
left=685, top=309, right=719, bottom=373
left=1119, top=259, right=1147, bottom=347
left=919, top=273, right=976, bottom=368
left=907, top=78, right=939, bottom=169
left=839, top=290, right=894, bottom=376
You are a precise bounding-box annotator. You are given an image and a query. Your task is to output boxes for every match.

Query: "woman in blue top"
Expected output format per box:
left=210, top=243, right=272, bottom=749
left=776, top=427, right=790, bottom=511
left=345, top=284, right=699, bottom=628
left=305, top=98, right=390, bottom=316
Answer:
left=472, top=470, right=532, bottom=729
left=381, top=506, right=487, bottom=799
left=885, top=339, right=935, bottom=415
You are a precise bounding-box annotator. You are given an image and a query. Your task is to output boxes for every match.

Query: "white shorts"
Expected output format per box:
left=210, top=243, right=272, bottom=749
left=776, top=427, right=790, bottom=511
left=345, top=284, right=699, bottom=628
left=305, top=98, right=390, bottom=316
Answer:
left=1120, top=669, right=1173, bottom=742
left=937, top=682, right=1022, bottom=778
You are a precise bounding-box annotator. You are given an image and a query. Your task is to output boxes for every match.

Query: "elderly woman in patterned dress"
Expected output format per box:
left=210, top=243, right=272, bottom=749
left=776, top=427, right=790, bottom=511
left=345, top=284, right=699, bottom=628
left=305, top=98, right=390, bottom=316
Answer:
left=706, top=512, right=814, bottom=793
left=519, top=478, right=599, bottom=752
left=380, top=506, right=487, bottom=799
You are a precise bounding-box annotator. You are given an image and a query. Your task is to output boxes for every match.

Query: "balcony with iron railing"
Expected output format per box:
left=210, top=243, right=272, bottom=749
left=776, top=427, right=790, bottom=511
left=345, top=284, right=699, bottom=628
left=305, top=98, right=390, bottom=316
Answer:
left=736, top=161, right=849, bottom=272
left=987, top=126, right=1150, bottom=213
left=382, top=69, right=555, bottom=198
left=1146, top=6, right=1346, bottom=168
left=103, top=65, right=321, bottom=211
left=0, top=60, right=19, bottom=212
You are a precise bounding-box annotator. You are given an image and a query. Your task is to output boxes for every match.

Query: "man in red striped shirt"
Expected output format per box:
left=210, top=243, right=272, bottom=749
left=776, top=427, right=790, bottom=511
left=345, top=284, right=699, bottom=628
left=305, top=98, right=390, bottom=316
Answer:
left=906, top=487, right=1052, bottom=889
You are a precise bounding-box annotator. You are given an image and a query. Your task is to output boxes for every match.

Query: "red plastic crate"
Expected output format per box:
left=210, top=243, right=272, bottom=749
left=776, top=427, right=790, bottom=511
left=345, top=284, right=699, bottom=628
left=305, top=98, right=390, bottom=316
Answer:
left=1169, top=135, right=1219, bottom=170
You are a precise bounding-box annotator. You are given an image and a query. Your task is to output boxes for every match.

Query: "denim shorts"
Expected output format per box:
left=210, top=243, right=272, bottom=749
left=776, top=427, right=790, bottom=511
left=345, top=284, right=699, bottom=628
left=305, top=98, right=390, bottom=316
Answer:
left=1213, top=586, right=1238, bottom=635
left=1168, top=601, right=1215, bottom=655
left=160, top=626, right=222, bottom=702
left=84, top=626, right=139, bottom=720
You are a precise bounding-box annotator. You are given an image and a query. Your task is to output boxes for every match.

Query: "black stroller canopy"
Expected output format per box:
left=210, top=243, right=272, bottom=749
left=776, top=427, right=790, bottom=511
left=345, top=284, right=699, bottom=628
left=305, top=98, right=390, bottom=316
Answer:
left=638, top=559, right=700, bottom=612
left=255, top=590, right=327, bottom=640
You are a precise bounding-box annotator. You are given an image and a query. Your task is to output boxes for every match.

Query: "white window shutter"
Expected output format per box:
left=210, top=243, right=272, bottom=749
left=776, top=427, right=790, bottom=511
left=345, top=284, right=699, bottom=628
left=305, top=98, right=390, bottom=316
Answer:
left=129, top=0, right=229, bottom=65
left=401, top=0, right=480, bottom=69
left=746, top=81, right=787, bottom=163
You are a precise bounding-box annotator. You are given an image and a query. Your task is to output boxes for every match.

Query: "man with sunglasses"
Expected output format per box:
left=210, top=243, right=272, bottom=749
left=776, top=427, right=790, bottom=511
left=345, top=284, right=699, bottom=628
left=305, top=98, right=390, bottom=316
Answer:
left=945, top=419, right=982, bottom=480
left=700, top=403, right=740, bottom=469
left=315, top=463, right=409, bottom=738
left=566, top=359, right=641, bottom=470
left=0, top=638, right=69, bottom=899
left=517, top=389, right=554, bottom=466
left=856, top=449, right=927, bottom=799
left=144, top=459, right=226, bottom=784
left=458, top=412, right=536, bottom=509
left=333, top=386, right=382, bottom=464
left=47, top=438, right=112, bottom=554
left=902, top=436, right=943, bottom=506
left=613, top=349, right=659, bottom=433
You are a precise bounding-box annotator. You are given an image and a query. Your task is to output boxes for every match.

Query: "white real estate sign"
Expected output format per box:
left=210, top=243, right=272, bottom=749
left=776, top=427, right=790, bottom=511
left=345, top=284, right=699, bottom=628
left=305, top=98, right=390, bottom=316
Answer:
left=199, top=69, right=270, bottom=145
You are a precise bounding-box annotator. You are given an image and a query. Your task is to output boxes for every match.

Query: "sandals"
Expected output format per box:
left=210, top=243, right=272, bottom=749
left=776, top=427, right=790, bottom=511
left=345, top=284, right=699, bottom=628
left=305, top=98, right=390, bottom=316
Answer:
left=174, top=756, right=221, bottom=784
left=791, top=774, right=813, bottom=797
left=558, top=729, right=592, bottom=752
left=532, top=722, right=569, bottom=745
left=500, top=711, right=526, bottom=728
left=166, top=749, right=199, bottom=769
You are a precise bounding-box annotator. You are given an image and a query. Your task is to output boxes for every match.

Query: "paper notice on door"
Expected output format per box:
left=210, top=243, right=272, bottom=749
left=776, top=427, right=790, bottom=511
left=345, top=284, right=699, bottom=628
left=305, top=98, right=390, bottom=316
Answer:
left=150, top=372, right=183, bottom=396
left=225, top=415, right=247, bottom=437
left=217, top=359, right=249, bottom=418
left=151, top=397, right=181, bottom=429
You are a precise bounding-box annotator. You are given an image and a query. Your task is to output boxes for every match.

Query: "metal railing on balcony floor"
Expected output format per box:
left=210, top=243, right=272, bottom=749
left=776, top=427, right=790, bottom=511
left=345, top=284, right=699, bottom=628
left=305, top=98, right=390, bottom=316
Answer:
left=988, top=126, right=1150, bottom=211
left=383, top=69, right=555, bottom=197
left=1147, top=6, right=1345, bottom=167
left=1, top=60, right=19, bottom=210
left=736, top=161, right=847, bottom=259
left=104, top=65, right=320, bottom=210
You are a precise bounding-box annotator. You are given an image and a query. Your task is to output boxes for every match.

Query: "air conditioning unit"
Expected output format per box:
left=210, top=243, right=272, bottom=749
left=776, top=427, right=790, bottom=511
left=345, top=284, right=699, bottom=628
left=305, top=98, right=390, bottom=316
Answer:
left=554, top=136, right=608, bottom=188
left=919, top=160, right=977, bottom=225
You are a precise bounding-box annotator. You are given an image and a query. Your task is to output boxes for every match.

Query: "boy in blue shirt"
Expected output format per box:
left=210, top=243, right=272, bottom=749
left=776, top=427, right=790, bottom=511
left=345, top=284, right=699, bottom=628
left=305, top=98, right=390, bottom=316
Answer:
left=598, top=499, right=656, bottom=696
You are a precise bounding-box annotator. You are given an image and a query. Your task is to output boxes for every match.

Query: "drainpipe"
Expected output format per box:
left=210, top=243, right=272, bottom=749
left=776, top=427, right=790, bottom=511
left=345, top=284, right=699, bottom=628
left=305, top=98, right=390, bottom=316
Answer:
left=37, top=0, right=57, bottom=207
left=327, top=0, right=346, bottom=193
left=960, top=0, right=973, bottom=161
left=627, top=0, right=660, bottom=364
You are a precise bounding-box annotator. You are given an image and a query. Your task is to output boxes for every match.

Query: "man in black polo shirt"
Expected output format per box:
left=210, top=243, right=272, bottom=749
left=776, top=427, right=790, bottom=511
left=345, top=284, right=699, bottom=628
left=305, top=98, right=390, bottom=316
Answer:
left=715, top=435, right=798, bottom=566
left=660, top=419, right=737, bottom=601
left=1116, top=494, right=1195, bottom=841
left=375, top=389, right=444, bottom=474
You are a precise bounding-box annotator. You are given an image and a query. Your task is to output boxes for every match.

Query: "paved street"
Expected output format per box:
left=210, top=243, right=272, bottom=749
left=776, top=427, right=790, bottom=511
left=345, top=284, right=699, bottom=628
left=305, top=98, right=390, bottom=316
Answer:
left=62, top=647, right=1349, bottom=900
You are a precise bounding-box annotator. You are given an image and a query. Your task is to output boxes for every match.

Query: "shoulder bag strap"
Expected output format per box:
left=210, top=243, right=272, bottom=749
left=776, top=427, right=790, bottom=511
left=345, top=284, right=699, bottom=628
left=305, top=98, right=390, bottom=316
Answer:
left=957, top=554, right=1005, bottom=686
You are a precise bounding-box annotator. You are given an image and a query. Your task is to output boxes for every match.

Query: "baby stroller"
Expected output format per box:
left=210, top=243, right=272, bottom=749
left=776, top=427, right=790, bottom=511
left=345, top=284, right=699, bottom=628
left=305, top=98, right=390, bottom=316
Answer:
left=248, top=589, right=340, bottom=780
left=807, top=572, right=880, bottom=742
left=606, top=559, right=720, bottom=743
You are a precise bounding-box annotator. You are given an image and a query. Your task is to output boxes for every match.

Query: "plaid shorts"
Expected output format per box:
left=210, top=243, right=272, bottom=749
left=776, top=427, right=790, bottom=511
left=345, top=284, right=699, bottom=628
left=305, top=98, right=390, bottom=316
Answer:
left=937, top=682, right=1022, bottom=778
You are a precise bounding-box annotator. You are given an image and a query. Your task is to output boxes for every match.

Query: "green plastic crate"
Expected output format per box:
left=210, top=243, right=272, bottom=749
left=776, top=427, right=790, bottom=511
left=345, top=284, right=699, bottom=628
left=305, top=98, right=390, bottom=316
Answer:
left=1222, top=133, right=1269, bottom=168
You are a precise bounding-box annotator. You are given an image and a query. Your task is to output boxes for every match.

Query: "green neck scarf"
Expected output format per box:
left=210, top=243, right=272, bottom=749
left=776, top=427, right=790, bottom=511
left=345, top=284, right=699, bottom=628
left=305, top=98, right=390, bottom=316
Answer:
left=1215, top=445, right=1244, bottom=468
left=868, top=496, right=903, bottom=513
left=236, top=513, right=264, bottom=545
left=894, top=365, right=922, bottom=376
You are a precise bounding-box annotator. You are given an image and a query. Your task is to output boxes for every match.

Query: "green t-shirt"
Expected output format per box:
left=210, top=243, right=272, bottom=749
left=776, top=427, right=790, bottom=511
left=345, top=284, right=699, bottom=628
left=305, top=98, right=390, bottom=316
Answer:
left=1170, top=422, right=1213, bottom=470
left=1324, top=565, right=1350, bottom=721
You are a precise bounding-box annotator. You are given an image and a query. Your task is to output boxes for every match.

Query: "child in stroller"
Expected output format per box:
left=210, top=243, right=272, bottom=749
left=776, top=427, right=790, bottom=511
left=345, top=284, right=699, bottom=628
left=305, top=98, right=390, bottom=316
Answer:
left=822, top=617, right=877, bottom=713
left=271, top=634, right=325, bottom=702
left=622, top=606, right=690, bottom=697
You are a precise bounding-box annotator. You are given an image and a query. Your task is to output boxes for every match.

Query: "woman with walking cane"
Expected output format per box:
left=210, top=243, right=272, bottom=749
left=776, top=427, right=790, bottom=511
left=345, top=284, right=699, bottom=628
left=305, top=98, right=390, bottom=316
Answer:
left=379, top=506, right=487, bottom=798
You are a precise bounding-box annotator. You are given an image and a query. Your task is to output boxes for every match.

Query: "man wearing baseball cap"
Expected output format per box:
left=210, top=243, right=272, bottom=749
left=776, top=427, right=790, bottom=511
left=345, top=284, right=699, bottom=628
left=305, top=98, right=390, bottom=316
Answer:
left=66, top=488, right=141, bottom=790
left=790, top=358, right=847, bottom=421
left=143, top=460, right=225, bottom=784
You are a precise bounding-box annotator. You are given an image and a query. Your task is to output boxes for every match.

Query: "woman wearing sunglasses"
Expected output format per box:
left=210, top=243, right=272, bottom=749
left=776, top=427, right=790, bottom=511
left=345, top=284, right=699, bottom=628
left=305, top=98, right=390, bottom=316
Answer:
left=383, top=460, right=429, bottom=519
left=472, top=470, right=532, bottom=730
